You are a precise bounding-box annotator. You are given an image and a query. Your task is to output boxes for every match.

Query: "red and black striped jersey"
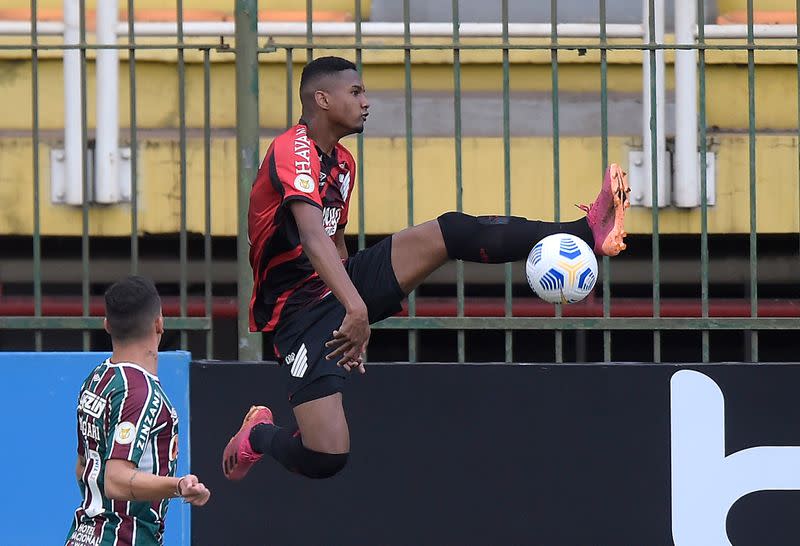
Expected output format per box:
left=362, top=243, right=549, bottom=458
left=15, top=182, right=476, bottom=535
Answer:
left=248, top=122, right=355, bottom=332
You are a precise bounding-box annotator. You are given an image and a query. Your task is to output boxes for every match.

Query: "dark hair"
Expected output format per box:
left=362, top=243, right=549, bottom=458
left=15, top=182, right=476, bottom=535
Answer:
left=299, top=56, right=357, bottom=95
left=104, top=276, right=161, bottom=342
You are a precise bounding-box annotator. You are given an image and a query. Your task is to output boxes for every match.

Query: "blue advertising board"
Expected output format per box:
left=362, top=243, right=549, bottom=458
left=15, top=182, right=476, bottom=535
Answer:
left=0, top=352, right=190, bottom=546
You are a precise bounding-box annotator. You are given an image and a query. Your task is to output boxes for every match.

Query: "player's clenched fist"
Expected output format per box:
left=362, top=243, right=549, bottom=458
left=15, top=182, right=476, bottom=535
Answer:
left=177, top=474, right=211, bottom=506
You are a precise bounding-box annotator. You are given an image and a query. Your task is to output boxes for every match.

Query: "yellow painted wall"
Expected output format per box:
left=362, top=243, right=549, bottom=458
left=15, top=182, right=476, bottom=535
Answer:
left=717, top=0, right=796, bottom=12
left=2, top=32, right=799, bottom=236
left=0, top=135, right=796, bottom=236
left=2, top=49, right=800, bottom=131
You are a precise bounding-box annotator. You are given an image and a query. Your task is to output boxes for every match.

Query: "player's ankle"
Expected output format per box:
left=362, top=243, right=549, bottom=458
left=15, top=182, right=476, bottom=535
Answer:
left=249, top=423, right=278, bottom=454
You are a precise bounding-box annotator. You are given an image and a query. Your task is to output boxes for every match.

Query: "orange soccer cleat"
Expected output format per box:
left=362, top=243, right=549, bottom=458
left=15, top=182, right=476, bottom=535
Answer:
left=222, top=405, right=274, bottom=481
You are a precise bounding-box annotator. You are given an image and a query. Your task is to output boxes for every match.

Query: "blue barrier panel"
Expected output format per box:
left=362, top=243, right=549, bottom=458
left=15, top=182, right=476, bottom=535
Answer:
left=0, top=352, right=191, bottom=546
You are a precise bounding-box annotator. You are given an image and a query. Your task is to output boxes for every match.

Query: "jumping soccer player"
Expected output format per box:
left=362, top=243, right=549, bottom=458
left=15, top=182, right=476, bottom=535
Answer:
left=66, top=276, right=210, bottom=546
left=222, top=56, right=629, bottom=481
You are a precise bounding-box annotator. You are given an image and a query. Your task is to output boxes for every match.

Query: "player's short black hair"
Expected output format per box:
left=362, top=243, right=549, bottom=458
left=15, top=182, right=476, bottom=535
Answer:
left=104, top=276, right=162, bottom=342
left=299, top=56, right=358, bottom=95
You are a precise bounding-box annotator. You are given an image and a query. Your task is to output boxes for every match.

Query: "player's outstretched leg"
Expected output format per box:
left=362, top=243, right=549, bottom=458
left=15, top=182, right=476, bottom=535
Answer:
left=390, top=163, right=630, bottom=294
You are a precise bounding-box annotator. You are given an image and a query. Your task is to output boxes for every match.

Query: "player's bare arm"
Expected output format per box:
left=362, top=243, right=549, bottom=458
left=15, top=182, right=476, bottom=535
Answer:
left=75, top=455, right=86, bottom=483
left=334, top=227, right=348, bottom=260
left=104, top=459, right=211, bottom=506
left=289, top=200, right=368, bottom=372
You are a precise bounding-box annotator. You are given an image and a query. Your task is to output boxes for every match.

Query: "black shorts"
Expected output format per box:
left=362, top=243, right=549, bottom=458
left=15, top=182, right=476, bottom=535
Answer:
left=273, top=236, right=405, bottom=406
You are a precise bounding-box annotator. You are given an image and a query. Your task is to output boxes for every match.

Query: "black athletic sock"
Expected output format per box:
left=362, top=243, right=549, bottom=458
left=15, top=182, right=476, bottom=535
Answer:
left=437, top=212, right=594, bottom=263
left=249, top=422, right=282, bottom=454
left=249, top=424, right=348, bottom=479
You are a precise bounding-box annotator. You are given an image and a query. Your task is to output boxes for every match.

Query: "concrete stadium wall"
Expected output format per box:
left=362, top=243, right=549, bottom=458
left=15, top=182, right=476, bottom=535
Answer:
left=2, top=134, right=800, bottom=236
left=3, top=31, right=800, bottom=237
left=0, top=352, right=191, bottom=546
left=0, top=0, right=361, bottom=15
left=191, top=361, right=800, bottom=545
left=372, top=0, right=718, bottom=26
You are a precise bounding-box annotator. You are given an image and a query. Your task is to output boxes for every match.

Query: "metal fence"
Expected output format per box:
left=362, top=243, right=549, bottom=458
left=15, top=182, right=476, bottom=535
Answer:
left=0, top=0, right=218, bottom=354
left=2, top=0, right=800, bottom=363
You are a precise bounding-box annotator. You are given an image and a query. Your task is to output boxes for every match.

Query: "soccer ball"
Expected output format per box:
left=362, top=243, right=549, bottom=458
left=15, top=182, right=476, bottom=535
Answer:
left=525, top=233, right=598, bottom=304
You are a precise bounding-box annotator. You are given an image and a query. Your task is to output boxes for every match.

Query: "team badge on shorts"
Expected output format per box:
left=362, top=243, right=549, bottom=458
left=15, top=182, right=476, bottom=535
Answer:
left=286, top=343, right=309, bottom=378
left=294, top=173, right=315, bottom=193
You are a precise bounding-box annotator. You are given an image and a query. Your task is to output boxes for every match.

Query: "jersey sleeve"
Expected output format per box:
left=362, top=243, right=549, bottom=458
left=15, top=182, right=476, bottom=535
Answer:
left=105, top=369, right=156, bottom=465
left=271, top=133, right=323, bottom=210
left=76, top=418, right=85, bottom=457
left=338, top=152, right=356, bottom=229
left=75, top=387, right=85, bottom=456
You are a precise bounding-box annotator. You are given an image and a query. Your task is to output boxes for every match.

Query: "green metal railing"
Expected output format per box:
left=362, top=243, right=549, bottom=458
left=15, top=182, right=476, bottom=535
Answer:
left=79, top=0, right=90, bottom=351
left=551, top=0, right=563, bottom=363
left=235, top=0, right=262, bottom=360
left=600, top=0, right=612, bottom=364
left=3, top=0, right=217, bottom=354
left=502, top=0, right=513, bottom=363
left=402, top=0, right=417, bottom=362
left=648, top=0, right=662, bottom=363
left=746, top=0, right=759, bottom=363
left=4, top=0, right=800, bottom=363
left=30, top=0, right=41, bottom=351
left=698, top=0, right=710, bottom=363
left=452, top=0, right=465, bottom=363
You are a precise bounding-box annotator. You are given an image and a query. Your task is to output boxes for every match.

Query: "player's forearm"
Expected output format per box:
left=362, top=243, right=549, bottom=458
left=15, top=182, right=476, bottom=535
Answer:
left=105, top=466, right=180, bottom=503
left=334, top=229, right=349, bottom=260
left=76, top=455, right=86, bottom=483
left=302, top=231, right=365, bottom=314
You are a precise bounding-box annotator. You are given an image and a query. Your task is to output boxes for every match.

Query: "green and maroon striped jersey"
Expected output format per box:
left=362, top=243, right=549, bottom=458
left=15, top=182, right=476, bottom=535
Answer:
left=65, top=359, right=179, bottom=546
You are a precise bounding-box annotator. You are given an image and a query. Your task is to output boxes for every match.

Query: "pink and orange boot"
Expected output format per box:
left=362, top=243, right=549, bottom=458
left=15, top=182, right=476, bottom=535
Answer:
left=222, top=405, right=274, bottom=481
left=577, top=163, right=631, bottom=256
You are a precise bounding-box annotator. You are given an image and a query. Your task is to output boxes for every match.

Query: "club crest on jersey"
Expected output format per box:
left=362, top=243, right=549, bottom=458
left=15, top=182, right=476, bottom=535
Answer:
left=294, top=173, right=315, bottom=194
left=115, top=421, right=136, bottom=445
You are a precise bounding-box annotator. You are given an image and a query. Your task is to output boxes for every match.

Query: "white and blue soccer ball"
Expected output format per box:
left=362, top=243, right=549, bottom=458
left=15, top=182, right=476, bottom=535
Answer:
left=525, top=233, right=598, bottom=304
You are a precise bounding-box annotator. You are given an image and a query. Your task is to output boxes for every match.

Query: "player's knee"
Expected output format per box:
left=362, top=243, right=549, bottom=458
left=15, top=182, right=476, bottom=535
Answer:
left=437, top=212, right=477, bottom=259
left=437, top=211, right=531, bottom=263
left=437, top=211, right=474, bottom=235
left=302, top=451, right=349, bottom=479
